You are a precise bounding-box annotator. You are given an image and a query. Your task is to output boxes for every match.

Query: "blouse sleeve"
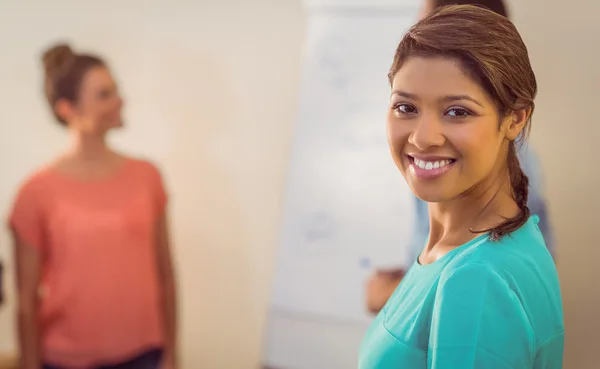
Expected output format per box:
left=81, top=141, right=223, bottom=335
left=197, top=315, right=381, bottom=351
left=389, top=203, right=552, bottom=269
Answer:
left=8, top=181, right=46, bottom=251
left=428, top=263, right=534, bottom=369
left=147, top=162, right=168, bottom=216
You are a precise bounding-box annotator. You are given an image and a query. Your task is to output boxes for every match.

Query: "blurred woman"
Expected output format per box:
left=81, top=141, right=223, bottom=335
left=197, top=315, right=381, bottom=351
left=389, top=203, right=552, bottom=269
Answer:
left=9, top=44, right=177, bottom=369
left=359, top=6, right=563, bottom=368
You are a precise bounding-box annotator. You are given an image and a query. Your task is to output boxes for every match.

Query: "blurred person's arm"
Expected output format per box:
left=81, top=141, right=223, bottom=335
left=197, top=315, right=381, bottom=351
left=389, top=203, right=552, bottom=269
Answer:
left=366, top=269, right=404, bottom=314
left=9, top=180, right=45, bottom=369
left=365, top=197, right=430, bottom=314
left=0, top=260, right=4, bottom=307
left=519, top=146, right=556, bottom=257
left=156, top=212, right=177, bottom=369
left=528, top=192, right=555, bottom=256
left=12, top=234, right=42, bottom=369
left=150, top=162, right=178, bottom=369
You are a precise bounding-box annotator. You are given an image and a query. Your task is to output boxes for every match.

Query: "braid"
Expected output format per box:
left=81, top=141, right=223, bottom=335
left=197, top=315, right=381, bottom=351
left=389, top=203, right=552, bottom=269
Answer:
left=487, top=142, right=530, bottom=241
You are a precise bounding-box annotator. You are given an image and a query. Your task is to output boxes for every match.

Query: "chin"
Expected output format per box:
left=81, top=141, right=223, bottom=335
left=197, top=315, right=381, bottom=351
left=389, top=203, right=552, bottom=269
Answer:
left=408, top=181, right=455, bottom=204
left=412, top=191, right=446, bottom=203
left=108, top=120, right=124, bottom=129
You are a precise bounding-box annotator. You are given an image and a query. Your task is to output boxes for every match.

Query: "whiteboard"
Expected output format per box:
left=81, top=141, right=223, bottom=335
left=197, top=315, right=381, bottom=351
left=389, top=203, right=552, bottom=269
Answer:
left=264, top=3, right=419, bottom=368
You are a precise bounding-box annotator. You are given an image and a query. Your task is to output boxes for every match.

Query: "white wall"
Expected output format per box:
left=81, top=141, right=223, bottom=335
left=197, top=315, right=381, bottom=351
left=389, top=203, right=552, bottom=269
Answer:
left=263, top=1, right=421, bottom=367
left=0, top=0, right=599, bottom=368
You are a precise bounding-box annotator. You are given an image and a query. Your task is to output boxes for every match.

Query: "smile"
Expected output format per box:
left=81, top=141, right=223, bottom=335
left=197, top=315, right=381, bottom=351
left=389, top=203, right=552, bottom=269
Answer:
left=408, top=156, right=456, bottom=180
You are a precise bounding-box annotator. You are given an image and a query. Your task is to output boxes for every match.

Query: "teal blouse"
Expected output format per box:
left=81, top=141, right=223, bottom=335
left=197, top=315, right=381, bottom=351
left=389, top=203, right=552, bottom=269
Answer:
left=359, top=216, right=564, bottom=368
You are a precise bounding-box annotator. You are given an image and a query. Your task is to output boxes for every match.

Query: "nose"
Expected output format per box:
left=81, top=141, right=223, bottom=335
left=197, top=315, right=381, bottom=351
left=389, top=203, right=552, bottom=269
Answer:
left=115, top=95, right=124, bottom=109
left=408, top=115, right=445, bottom=150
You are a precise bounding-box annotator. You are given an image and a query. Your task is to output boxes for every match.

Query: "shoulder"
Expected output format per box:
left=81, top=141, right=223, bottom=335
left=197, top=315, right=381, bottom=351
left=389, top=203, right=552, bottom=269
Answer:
left=435, top=260, right=529, bottom=331
left=121, top=156, right=168, bottom=200
left=451, top=217, right=551, bottom=269
left=430, top=261, right=539, bottom=367
left=439, top=218, right=555, bottom=296
left=123, top=156, right=164, bottom=179
left=8, top=166, right=57, bottom=233
left=12, top=165, right=58, bottom=200
left=433, top=221, right=563, bottom=351
left=440, top=218, right=562, bottom=328
left=439, top=260, right=508, bottom=294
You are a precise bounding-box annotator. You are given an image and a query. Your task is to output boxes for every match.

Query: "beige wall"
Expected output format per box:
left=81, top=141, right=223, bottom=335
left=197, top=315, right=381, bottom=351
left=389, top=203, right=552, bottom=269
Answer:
left=0, top=0, right=598, bottom=368
left=511, top=1, right=600, bottom=367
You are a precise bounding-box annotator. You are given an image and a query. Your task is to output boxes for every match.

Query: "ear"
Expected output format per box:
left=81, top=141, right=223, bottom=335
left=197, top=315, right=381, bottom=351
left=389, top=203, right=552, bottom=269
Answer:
left=503, top=107, right=531, bottom=141
left=54, top=98, right=76, bottom=123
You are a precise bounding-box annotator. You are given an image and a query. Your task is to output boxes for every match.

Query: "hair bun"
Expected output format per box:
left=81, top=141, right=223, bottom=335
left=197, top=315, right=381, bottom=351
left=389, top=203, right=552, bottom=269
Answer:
left=42, top=43, right=75, bottom=75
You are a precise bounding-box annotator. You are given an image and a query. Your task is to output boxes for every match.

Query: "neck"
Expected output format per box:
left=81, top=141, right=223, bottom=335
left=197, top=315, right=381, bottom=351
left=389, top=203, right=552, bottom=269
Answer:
left=66, top=131, right=110, bottom=161
left=427, top=167, right=518, bottom=248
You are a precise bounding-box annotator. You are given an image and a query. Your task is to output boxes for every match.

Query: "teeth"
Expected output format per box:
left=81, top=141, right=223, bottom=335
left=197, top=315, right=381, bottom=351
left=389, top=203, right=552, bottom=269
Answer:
left=413, top=158, right=452, bottom=170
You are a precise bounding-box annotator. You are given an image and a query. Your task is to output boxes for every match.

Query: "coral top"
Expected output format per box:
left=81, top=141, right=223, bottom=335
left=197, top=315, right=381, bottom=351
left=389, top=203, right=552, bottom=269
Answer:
left=9, top=158, right=166, bottom=368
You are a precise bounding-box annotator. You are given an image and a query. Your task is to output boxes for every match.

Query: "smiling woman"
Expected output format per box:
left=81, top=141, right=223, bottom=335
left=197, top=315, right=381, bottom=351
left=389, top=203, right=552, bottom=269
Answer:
left=387, top=22, right=535, bottom=241
left=388, top=56, right=519, bottom=211
left=359, top=5, right=563, bottom=369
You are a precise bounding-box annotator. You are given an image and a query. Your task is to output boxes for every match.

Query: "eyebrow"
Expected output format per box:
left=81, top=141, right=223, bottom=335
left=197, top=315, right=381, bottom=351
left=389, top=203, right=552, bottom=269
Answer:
left=390, top=90, right=484, bottom=108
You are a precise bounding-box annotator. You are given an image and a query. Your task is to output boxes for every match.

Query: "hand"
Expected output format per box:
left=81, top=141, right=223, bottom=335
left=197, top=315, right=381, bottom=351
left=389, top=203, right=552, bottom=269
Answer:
left=161, top=351, right=177, bottom=369
left=365, top=268, right=405, bottom=314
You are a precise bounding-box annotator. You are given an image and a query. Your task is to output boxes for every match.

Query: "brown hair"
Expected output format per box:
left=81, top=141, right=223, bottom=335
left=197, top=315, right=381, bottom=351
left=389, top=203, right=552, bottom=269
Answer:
left=42, top=43, right=105, bottom=125
left=432, top=0, right=508, bottom=18
left=389, top=5, right=537, bottom=240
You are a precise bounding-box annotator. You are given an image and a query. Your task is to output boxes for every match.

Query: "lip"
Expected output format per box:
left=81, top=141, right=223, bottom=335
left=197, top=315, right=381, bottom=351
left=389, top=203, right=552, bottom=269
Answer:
left=408, top=154, right=456, bottom=161
left=407, top=155, right=456, bottom=180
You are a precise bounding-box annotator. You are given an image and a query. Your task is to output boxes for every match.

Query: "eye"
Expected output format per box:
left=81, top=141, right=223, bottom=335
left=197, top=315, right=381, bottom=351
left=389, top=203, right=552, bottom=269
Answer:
left=445, top=107, right=472, bottom=119
left=97, top=89, right=112, bottom=100
left=97, top=85, right=119, bottom=100
left=393, top=103, right=418, bottom=116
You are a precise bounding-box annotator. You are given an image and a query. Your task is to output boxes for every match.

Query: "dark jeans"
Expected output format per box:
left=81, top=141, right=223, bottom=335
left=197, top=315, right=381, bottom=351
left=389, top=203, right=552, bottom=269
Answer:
left=43, top=348, right=162, bottom=369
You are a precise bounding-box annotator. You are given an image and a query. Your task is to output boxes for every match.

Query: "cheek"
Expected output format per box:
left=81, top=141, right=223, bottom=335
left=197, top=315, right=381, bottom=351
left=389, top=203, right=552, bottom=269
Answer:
left=386, top=117, right=409, bottom=150
left=101, top=97, right=122, bottom=113
left=96, top=98, right=123, bottom=122
left=451, top=124, right=501, bottom=174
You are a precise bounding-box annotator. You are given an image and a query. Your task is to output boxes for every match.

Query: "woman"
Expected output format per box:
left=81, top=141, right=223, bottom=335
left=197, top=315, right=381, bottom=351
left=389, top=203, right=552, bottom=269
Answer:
left=9, top=44, right=177, bottom=369
left=359, top=5, right=563, bottom=369
left=419, top=0, right=508, bottom=18
left=365, top=0, right=556, bottom=316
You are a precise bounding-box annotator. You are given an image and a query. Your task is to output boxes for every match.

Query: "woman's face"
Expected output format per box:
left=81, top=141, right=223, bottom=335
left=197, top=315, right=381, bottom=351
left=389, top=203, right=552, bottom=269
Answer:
left=59, top=66, right=124, bottom=134
left=387, top=56, right=522, bottom=203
